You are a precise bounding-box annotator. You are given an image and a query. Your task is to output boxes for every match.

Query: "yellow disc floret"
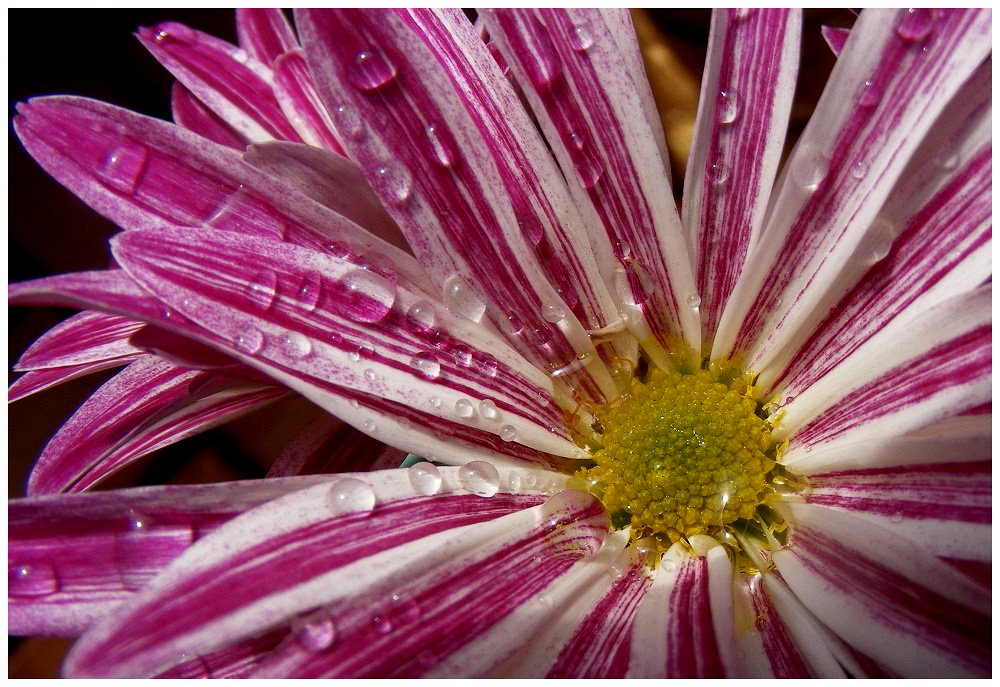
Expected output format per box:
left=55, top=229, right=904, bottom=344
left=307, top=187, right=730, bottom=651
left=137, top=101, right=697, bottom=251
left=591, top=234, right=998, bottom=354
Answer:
left=573, top=367, right=775, bottom=544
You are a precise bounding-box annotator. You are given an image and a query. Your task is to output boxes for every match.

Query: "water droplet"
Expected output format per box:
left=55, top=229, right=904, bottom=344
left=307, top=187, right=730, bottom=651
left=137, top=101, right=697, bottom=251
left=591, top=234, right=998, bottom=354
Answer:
left=890, top=512, right=904, bottom=524
left=348, top=344, right=374, bottom=363
left=612, top=239, right=631, bottom=260
left=866, top=219, right=895, bottom=264
left=325, top=240, right=352, bottom=260
left=410, top=353, right=441, bottom=380
left=280, top=332, right=312, bottom=358
left=333, top=103, right=365, bottom=141
left=686, top=294, right=702, bottom=309
left=536, top=491, right=608, bottom=559
left=246, top=269, right=278, bottom=311
left=709, top=159, right=729, bottom=186
left=613, top=258, right=657, bottom=306
left=718, top=90, right=739, bottom=125
left=442, top=274, right=486, bottom=323
left=479, top=399, right=500, bottom=420
left=338, top=269, right=396, bottom=323
left=508, top=471, right=523, bottom=492
left=569, top=23, right=593, bottom=51
left=790, top=144, right=829, bottom=191
left=569, top=131, right=585, bottom=151
left=99, top=142, right=149, bottom=193
left=389, top=594, right=422, bottom=625
left=295, top=272, right=323, bottom=312
left=934, top=148, right=960, bottom=171
left=734, top=8, right=756, bottom=22
left=126, top=509, right=151, bottom=531
left=363, top=368, right=377, bottom=384
left=9, top=561, right=59, bottom=597
left=429, top=396, right=442, bottom=409
left=362, top=419, right=376, bottom=432
left=232, top=48, right=249, bottom=64
left=850, top=160, right=868, bottom=179
left=153, top=21, right=197, bottom=44
left=350, top=48, right=398, bottom=91
left=372, top=164, right=412, bottom=205
left=328, top=478, right=376, bottom=515
left=454, top=398, right=476, bottom=418
left=499, top=424, right=517, bottom=442
left=541, top=303, right=565, bottom=323
left=425, top=123, right=457, bottom=168
left=524, top=34, right=561, bottom=90
left=371, top=613, right=393, bottom=635
left=896, top=8, right=934, bottom=42
left=575, top=155, right=605, bottom=189
left=405, top=301, right=436, bottom=333
left=408, top=462, right=443, bottom=495
left=294, top=612, right=336, bottom=652
left=450, top=343, right=473, bottom=368
left=477, top=354, right=499, bottom=378
left=500, top=313, right=524, bottom=337
left=661, top=558, right=679, bottom=573
left=458, top=461, right=500, bottom=497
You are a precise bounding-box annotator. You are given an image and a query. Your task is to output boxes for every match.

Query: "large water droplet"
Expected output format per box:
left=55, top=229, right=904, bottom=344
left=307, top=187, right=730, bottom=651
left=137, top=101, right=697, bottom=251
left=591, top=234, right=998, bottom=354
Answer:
left=850, top=160, right=868, bottom=179
left=479, top=399, right=500, bottom=420
left=613, top=258, right=657, bottom=306
left=536, top=490, right=609, bottom=559
left=709, top=159, right=729, bottom=186
left=389, top=594, right=422, bottom=625
left=410, top=352, right=441, bottom=380
left=325, top=240, right=352, bottom=260
left=896, top=8, right=934, bottom=42
left=405, top=301, right=436, bottom=334
left=99, top=142, right=149, bottom=193
left=866, top=219, right=896, bottom=264
left=408, top=462, right=443, bottom=495
left=451, top=343, right=473, bottom=368
left=328, top=478, right=376, bottom=515
left=295, top=272, right=323, bottom=312
left=458, top=461, right=500, bottom=497
left=540, top=303, right=565, bottom=323
left=477, top=354, right=499, bottom=378
left=499, top=424, right=518, bottom=442
left=280, top=331, right=313, bottom=358
left=294, top=612, right=336, bottom=652
left=246, top=269, right=278, bottom=311
left=790, top=144, right=830, bottom=191
left=454, top=398, right=476, bottom=418
left=338, top=269, right=396, bottom=322
left=575, top=155, right=605, bottom=189
left=686, top=294, right=702, bottom=309
left=372, top=164, right=412, bottom=205
left=425, top=123, right=457, bottom=168
left=612, top=239, right=631, bottom=260
left=569, top=22, right=594, bottom=51
left=9, top=561, right=59, bottom=597
left=442, top=275, right=486, bottom=323
left=858, top=80, right=882, bottom=109
left=349, top=48, right=398, bottom=91
left=333, top=103, right=365, bottom=141
left=718, top=90, right=739, bottom=125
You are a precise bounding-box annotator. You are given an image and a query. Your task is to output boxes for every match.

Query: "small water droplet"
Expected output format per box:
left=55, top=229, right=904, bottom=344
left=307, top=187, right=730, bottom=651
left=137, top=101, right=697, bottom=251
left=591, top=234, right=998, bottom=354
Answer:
left=425, top=123, right=457, bottom=168
left=9, top=561, right=59, bottom=598
left=231, top=48, right=249, bottom=64
left=410, top=352, right=441, bottom=380
left=477, top=354, right=499, bottom=378
left=613, top=258, right=657, bottom=306
left=442, top=274, right=486, bottom=323
left=338, top=269, right=396, bottom=323
left=508, top=471, right=523, bottom=492
left=479, top=399, right=500, bottom=420
left=569, top=23, right=593, bottom=51
left=612, top=239, right=631, bottom=260
left=850, top=160, right=868, bottom=179
left=454, top=398, right=476, bottom=418
left=371, top=613, right=393, bottom=635
left=294, top=612, right=336, bottom=652
left=389, top=595, right=422, bottom=625
left=569, top=131, right=585, bottom=151
left=350, top=48, right=398, bottom=91
left=790, top=144, right=829, bottom=191
left=348, top=344, right=374, bottom=363
left=405, top=301, right=436, bottom=333
left=934, top=148, right=960, bottom=171
left=661, top=558, right=679, bottom=573
left=451, top=343, right=473, bottom=368
left=458, top=461, right=501, bottom=497
left=718, top=90, right=739, bottom=125
left=500, top=313, right=524, bottom=337
left=686, top=294, right=702, bottom=309
left=325, top=240, right=352, bottom=260
left=328, top=478, right=376, bottom=515
left=499, top=424, right=517, bottom=442
left=362, top=419, right=376, bottom=432
left=280, top=332, right=312, bottom=358
left=372, top=164, right=412, bottom=205
left=540, top=303, right=565, bottom=323
left=295, top=272, right=323, bottom=312
left=154, top=22, right=197, bottom=44
left=858, top=80, right=882, bottom=108
left=333, top=103, right=365, bottom=141
left=866, top=219, right=896, bottom=264
left=363, top=368, right=377, bottom=383
left=246, top=269, right=278, bottom=311
left=709, top=159, right=729, bottom=186
left=407, top=461, right=443, bottom=496
left=575, top=155, right=605, bottom=189
left=896, top=8, right=934, bottom=43
left=99, top=142, right=149, bottom=193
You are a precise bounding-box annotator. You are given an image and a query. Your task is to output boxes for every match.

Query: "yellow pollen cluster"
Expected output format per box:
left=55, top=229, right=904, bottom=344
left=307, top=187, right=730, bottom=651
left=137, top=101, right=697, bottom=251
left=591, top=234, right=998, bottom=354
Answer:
left=574, top=367, right=775, bottom=543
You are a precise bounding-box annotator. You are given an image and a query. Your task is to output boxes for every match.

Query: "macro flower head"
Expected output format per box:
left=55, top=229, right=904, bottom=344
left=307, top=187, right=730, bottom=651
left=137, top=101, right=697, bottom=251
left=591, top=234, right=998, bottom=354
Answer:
left=8, top=8, right=991, bottom=678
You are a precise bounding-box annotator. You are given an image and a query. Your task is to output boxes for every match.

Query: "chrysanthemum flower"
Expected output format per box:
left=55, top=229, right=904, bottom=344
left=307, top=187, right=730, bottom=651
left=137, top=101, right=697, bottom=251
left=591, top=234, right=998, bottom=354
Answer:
left=9, top=8, right=991, bottom=678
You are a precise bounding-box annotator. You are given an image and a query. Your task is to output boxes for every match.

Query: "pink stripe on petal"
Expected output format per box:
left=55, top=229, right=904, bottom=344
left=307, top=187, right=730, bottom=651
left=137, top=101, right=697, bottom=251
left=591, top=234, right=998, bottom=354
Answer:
left=236, top=9, right=298, bottom=67
left=170, top=83, right=248, bottom=150
left=156, top=628, right=286, bottom=678
left=9, top=359, right=140, bottom=403
left=666, top=556, right=725, bottom=677
left=16, top=311, right=143, bottom=371
left=273, top=49, right=346, bottom=153
left=743, top=576, right=812, bottom=678
left=267, top=410, right=403, bottom=477
left=821, top=26, right=850, bottom=57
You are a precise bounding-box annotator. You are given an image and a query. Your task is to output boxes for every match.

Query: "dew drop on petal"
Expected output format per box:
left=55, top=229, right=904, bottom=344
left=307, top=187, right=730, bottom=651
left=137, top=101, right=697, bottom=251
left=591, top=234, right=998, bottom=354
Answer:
left=686, top=294, right=702, bottom=309
left=454, top=398, right=476, bottom=418
left=790, top=144, right=829, bottom=191
left=425, top=123, right=457, bottom=168
left=406, top=301, right=436, bottom=333
left=231, top=48, right=249, bottom=64
left=363, top=368, right=377, bottom=384
left=576, top=155, right=605, bottom=189
left=328, top=478, right=376, bottom=515
left=709, top=159, right=729, bottom=186
left=126, top=509, right=151, bottom=532
left=458, top=461, right=500, bottom=497
left=613, top=258, right=657, bottom=306
left=734, top=8, right=755, bottom=21
left=442, top=274, right=486, bottom=323
left=429, top=396, right=442, bottom=408
left=339, top=269, right=396, bottom=323
left=718, top=90, right=739, bottom=125
left=896, top=8, right=934, bottom=43
left=451, top=343, right=473, bottom=368
left=233, top=327, right=264, bottom=354
left=409, top=353, right=441, bottom=380
left=858, top=80, right=882, bottom=108
left=325, top=240, right=352, bottom=260
left=508, top=471, right=523, bottom=493
left=333, top=103, right=365, bottom=141
left=294, top=612, right=336, bottom=652
left=934, top=148, right=960, bottom=171
left=154, top=21, right=197, bottom=44
left=850, top=160, right=868, bottom=179
left=477, top=354, right=499, bottom=378
left=500, top=313, right=524, bottom=337
left=569, top=23, right=594, bottom=51
left=99, top=142, right=149, bottom=193
left=371, top=613, right=393, bottom=635
left=246, top=269, right=278, bottom=311
left=499, top=424, right=517, bottom=442
left=479, top=399, right=499, bottom=420
left=362, top=419, right=376, bottom=432
left=295, top=272, right=323, bottom=312
left=408, top=462, right=443, bottom=496
left=372, top=164, right=412, bottom=205
left=541, top=303, right=565, bottom=323
left=280, top=332, right=313, bottom=359
left=350, top=48, right=398, bottom=91
left=9, top=560, right=59, bottom=598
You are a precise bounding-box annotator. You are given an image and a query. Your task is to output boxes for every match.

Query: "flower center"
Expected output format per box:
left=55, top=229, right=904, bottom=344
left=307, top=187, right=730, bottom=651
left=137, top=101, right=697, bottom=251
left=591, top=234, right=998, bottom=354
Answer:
left=572, top=365, right=785, bottom=552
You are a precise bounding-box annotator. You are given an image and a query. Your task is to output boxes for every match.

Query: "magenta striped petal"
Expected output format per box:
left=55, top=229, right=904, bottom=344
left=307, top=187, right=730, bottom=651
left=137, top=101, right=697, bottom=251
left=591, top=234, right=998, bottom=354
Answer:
left=738, top=576, right=812, bottom=677
left=137, top=22, right=301, bottom=143
left=170, top=83, right=248, bottom=150
left=156, top=628, right=285, bottom=678
left=821, top=26, right=850, bottom=57
left=682, top=9, right=800, bottom=348
left=267, top=410, right=403, bottom=477
left=10, top=477, right=332, bottom=637
left=273, top=49, right=346, bottom=153
left=63, top=467, right=573, bottom=677
left=485, top=9, right=700, bottom=368
left=714, top=9, right=991, bottom=371
left=298, top=8, right=624, bottom=402
left=29, top=356, right=287, bottom=494
left=15, top=311, right=143, bottom=371
left=775, top=503, right=989, bottom=677
left=13, top=97, right=428, bottom=291
left=236, top=9, right=298, bottom=67
left=9, top=361, right=134, bottom=403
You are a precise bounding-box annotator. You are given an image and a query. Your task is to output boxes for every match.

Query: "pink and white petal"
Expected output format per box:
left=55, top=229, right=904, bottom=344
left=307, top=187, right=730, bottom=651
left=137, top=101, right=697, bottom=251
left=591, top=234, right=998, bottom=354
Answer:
left=29, top=356, right=286, bottom=495
left=714, top=9, right=991, bottom=371
left=236, top=8, right=298, bottom=67
left=760, top=59, right=991, bottom=395
left=155, top=628, right=286, bottom=678
left=242, top=141, right=408, bottom=251
left=267, top=409, right=403, bottom=477
left=112, top=227, right=580, bottom=462
left=485, top=9, right=701, bottom=367
left=64, top=466, right=573, bottom=677
left=9, top=360, right=137, bottom=403
left=820, top=26, right=850, bottom=57
left=774, top=503, right=989, bottom=677
left=272, top=49, right=346, bottom=153
left=10, top=476, right=333, bottom=637
left=298, top=9, right=623, bottom=402
left=627, top=544, right=733, bottom=677
left=170, top=82, right=248, bottom=150
left=803, top=460, right=989, bottom=562
left=776, top=285, right=990, bottom=450
left=14, top=97, right=429, bottom=291
left=137, top=22, right=301, bottom=143
left=15, top=311, right=143, bottom=371
left=683, top=9, right=800, bottom=348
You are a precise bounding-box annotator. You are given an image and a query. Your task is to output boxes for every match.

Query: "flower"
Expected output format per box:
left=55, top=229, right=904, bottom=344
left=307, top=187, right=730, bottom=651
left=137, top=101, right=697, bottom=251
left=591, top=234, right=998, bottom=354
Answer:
left=9, top=8, right=991, bottom=678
